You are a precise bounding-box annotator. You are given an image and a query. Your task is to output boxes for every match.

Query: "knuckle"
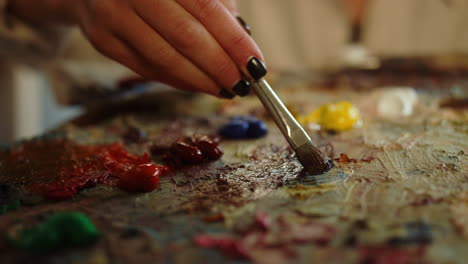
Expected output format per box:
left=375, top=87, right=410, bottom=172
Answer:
left=150, top=50, right=179, bottom=71
left=89, top=0, right=113, bottom=18
left=172, top=20, right=204, bottom=49
left=213, top=58, right=235, bottom=79
left=193, top=0, right=220, bottom=19
left=231, top=33, right=249, bottom=47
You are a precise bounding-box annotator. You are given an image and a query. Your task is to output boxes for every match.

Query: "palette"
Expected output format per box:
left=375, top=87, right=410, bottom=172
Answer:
left=0, top=68, right=467, bottom=263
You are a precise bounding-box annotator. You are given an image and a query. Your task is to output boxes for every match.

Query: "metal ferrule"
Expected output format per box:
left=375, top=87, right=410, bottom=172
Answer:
left=252, top=78, right=312, bottom=149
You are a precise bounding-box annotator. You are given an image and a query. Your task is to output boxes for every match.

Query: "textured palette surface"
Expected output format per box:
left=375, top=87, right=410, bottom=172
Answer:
left=0, top=70, right=467, bottom=264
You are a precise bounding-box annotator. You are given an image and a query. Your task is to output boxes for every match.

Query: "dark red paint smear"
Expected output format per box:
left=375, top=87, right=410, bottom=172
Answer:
left=151, top=135, right=223, bottom=165
left=358, top=245, right=426, bottom=264
left=0, top=139, right=168, bottom=200
left=334, top=153, right=374, bottom=164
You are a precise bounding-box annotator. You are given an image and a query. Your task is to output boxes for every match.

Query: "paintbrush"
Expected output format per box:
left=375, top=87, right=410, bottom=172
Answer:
left=246, top=58, right=333, bottom=175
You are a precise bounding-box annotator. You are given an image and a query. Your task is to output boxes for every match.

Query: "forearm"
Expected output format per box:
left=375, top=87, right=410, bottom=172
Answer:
left=7, top=0, right=78, bottom=25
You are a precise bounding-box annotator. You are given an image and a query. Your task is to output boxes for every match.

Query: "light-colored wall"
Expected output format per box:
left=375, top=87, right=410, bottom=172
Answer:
left=0, top=64, right=42, bottom=144
left=238, top=0, right=468, bottom=70
left=364, top=0, right=468, bottom=56
left=237, top=0, right=348, bottom=71
left=0, top=64, right=80, bottom=145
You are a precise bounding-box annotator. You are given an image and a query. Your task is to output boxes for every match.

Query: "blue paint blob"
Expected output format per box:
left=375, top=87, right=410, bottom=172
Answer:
left=246, top=119, right=268, bottom=138
left=388, top=221, right=433, bottom=245
left=229, top=116, right=245, bottom=122
left=219, top=119, right=249, bottom=139
left=221, top=116, right=268, bottom=139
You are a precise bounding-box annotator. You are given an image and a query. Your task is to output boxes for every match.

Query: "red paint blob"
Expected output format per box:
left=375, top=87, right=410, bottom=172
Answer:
left=0, top=140, right=169, bottom=200
left=194, top=136, right=223, bottom=160
left=172, top=135, right=224, bottom=164
left=118, top=163, right=167, bottom=192
left=152, top=135, right=223, bottom=166
left=173, top=141, right=205, bottom=164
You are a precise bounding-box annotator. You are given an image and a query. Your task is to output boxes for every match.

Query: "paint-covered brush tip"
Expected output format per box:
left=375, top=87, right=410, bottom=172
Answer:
left=295, top=142, right=333, bottom=175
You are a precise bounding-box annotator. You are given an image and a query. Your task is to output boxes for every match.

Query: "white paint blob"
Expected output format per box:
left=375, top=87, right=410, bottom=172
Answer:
left=377, top=87, right=418, bottom=119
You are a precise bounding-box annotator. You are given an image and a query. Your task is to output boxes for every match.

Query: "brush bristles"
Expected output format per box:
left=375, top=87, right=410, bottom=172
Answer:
left=295, top=142, right=333, bottom=175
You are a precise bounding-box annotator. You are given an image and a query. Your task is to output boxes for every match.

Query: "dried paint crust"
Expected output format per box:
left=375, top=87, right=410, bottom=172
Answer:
left=0, top=70, right=467, bottom=264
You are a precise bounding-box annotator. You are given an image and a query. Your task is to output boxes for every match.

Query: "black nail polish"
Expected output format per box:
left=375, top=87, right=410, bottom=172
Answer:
left=219, top=88, right=235, bottom=99
left=232, top=80, right=251, bottom=97
left=247, top=57, right=267, bottom=81
left=236, top=16, right=251, bottom=35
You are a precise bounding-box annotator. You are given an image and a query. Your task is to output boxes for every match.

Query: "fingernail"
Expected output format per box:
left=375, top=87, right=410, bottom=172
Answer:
left=247, top=57, right=267, bottom=81
left=232, top=80, right=251, bottom=97
left=219, top=88, right=235, bottom=99
left=236, top=16, right=251, bottom=35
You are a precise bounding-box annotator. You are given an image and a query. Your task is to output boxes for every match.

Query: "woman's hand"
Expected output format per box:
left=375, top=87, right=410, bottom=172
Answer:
left=9, top=0, right=265, bottom=98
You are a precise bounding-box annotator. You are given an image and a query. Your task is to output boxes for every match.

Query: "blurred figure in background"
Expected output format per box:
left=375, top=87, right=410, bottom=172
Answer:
left=1, top=0, right=467, bottom=144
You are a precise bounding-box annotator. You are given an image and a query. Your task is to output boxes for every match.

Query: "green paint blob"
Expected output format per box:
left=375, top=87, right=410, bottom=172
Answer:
left=7, top=211, right=99, bottom=253
left=48, top=212, right=99, bottom=245
left=1, top=200, right=20, bottom=215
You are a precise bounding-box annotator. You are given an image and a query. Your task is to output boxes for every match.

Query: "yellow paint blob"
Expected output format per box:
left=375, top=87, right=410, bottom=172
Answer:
left=298, top=101, right=361, bottom=131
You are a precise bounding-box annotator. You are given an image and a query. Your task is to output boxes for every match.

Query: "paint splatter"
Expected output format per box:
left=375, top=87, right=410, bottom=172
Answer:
left=194, top=213, right=335, bottom=261
left=0, top=139, right=153, bottom=200
left=202, top=213, right=225, bottom=223
left=287, top=184, right=337, bottom=200
left=358, top=245, right=426, bottom=264
left=387, top=222, right=433, bottom=245
left=194, top=235, right=246, bottom=258
left=334, top=153, right=374, bottom=164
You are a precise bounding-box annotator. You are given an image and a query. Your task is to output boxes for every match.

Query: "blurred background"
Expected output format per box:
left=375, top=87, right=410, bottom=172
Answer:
left=1, top=0, right=467, bottom=144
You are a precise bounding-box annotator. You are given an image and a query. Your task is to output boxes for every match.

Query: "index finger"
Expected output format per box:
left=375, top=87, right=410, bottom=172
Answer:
left=218, top=0, right=238, bottom=15
left=176, top=0, right=265, bottom=80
